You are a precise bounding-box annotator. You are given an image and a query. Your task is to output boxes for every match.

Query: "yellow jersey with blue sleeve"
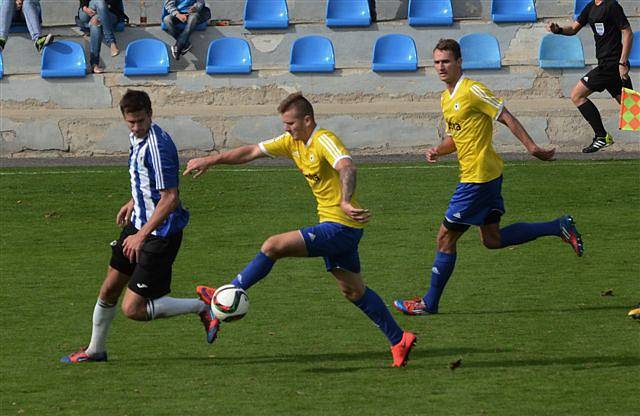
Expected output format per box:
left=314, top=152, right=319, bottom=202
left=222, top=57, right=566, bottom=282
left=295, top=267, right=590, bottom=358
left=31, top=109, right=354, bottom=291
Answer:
left=441, top=75, right=505, bottom=183
left=258, top=127, right=364, bottom=229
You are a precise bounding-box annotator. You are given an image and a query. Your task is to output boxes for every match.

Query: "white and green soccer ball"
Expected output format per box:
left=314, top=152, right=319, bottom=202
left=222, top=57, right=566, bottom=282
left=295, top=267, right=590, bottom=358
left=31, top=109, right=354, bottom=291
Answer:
left=211, top=284, right=249, bottom=322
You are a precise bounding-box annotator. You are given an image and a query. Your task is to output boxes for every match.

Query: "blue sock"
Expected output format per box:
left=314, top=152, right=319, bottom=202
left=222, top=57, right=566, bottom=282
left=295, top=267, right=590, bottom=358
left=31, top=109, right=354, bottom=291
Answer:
left=499, top=219, right=561, bottom=248
left=230, top=252, right=275, bottom=290
left=353, top=287, right=404, bottom=345
left=423, top=251, right=457, bottom=313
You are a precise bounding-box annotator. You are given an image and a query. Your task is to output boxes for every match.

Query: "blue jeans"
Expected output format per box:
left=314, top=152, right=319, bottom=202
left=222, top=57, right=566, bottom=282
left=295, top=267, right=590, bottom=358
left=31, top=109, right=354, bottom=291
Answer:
left=0, top=0, right=43, bottom=41
left=77, top=0, right=117, bottom=66
left=163, top=7, right=210, bottom=50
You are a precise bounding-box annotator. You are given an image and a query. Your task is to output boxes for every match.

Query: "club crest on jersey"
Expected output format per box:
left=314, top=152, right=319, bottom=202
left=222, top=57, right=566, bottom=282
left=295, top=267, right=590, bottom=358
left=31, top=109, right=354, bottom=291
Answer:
left=595, top=23, right=604, bottom=36
left=454, top=102, right=460, bottom=111
left=309, top=153, right=315, bottom=162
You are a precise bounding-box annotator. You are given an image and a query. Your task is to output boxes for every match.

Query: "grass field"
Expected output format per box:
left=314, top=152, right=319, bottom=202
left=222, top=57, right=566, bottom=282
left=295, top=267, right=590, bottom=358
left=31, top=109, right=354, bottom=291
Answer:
left=1, top=160, right=639, bottom=415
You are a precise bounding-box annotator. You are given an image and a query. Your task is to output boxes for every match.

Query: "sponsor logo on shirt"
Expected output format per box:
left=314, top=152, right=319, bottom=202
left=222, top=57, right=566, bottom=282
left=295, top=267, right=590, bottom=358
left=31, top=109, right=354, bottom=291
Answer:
left=595, top=22, right=605, bottom=36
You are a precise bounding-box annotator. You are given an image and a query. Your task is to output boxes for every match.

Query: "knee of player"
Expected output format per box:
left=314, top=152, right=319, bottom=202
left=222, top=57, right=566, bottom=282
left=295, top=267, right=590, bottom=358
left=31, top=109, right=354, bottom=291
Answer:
left=260, top=237, right=283, bottom=259
left=482, top=237, right=502, bottom=250
left=121, top=301, right=145, bottom=321
left=341, top=285, right=363, bottom=302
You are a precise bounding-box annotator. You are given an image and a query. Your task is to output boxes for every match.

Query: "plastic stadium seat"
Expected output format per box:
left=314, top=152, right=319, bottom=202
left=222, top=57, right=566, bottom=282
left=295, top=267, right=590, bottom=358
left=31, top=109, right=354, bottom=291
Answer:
left=459, top=33, right=501, bottom=70
left=41, top=41, right=87, bottom=78
left=290, top=36, right=335, bottom=73
left=0, top=52, right=3, bottom=79
left=372, top=34, right=418, bottom=72
left=573, top=0, right=590, bottom=20
left=629, top=31, right=639, bottom=67
left=244, top=0, right=289, bottom=29
left=408, top=0, right=453, bottom=26
left=161, top=6, right=208, bottom=31
left=491, top=0, right=536, bottom=23
left=326, top=0, right=371, bottom=27
left=124, top=39, right=169, bottom=76
left=206, top=38, right=252, bottom=74
left=538, top=34, right=585, bottom=68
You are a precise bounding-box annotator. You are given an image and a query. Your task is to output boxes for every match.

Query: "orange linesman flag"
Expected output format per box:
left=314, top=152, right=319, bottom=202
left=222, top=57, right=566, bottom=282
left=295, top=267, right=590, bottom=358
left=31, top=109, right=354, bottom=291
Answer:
left=619, top=87, right=640, bottom=131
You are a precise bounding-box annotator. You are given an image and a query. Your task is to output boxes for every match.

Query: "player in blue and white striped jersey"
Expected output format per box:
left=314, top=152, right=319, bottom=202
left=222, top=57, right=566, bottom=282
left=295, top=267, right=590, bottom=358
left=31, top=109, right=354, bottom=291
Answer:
left=61, top=90, right=219, bottom=364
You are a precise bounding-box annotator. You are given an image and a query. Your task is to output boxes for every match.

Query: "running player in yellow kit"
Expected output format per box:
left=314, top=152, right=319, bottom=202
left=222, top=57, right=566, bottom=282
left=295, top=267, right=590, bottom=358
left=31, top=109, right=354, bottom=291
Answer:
left=394, top=39, right=584, bottom=316
left=184, top=93, right=416, bottom=367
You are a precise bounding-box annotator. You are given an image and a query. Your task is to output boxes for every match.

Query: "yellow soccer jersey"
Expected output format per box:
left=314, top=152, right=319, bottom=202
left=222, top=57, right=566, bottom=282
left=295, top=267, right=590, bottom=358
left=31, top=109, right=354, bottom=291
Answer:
left=258, top=127, right=364, bottom=228
left=441, top=75, right=505, bottom=183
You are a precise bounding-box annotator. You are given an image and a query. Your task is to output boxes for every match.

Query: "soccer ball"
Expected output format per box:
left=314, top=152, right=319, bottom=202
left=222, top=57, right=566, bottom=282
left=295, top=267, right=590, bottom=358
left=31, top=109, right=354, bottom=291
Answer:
left=211, top=284, right=249, bottom=322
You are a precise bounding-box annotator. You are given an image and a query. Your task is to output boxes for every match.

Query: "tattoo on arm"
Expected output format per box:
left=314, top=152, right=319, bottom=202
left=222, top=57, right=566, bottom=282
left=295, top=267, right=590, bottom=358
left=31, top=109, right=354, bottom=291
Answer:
left=340, top=166, right=356, bottom=203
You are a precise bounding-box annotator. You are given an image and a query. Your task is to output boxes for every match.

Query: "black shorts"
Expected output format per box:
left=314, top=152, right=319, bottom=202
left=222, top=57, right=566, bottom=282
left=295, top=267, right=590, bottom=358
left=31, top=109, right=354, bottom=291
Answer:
left=109, top=224, right=183, bottom=300
left=580, top=63, right=633, bottom=97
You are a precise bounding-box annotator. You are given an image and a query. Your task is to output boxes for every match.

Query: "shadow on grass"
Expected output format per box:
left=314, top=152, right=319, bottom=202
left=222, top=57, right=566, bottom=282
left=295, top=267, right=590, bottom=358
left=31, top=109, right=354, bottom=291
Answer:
left=444, top=304, right=630, bottom=316
left=461, top=355, right=640, bottom=369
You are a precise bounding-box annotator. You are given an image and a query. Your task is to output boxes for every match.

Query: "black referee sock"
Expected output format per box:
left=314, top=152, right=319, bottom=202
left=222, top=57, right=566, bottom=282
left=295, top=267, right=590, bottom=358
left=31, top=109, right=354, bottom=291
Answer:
left=577, top=100, right=607, bottom=138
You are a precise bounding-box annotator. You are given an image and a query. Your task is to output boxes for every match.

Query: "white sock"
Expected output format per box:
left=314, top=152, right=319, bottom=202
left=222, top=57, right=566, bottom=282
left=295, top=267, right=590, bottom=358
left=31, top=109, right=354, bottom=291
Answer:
left=146, top=297, right=207, bottom=320
left=86, top=298, right=117, bottom=356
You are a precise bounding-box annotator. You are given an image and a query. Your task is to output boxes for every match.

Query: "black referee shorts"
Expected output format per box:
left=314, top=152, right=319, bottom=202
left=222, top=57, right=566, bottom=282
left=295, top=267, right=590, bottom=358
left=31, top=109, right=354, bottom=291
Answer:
left=109, top=224, right=183, bottom=300
left=580, top=63, right=633, bottom=98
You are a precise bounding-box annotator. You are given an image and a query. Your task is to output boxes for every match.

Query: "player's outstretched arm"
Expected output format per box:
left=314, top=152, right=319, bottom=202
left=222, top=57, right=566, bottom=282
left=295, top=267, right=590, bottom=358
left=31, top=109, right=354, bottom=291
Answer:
left=546, top=21, right=581, bottom=36
left=184, top=144, right=266, bottom=178
left=426, top=135, right=456, bottom=163
left=497, top=108, right=555, bottom=161
left=335, top=158, right=370, bottom=223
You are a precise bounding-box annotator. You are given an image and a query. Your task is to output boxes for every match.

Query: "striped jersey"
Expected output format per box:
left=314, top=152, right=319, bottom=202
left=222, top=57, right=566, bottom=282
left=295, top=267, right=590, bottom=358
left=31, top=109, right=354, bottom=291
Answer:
left=441, top=75, right=505, bottom=183
left=128, top=123, right=189, bottom=237
left=259, top=127, right=364, bottom=228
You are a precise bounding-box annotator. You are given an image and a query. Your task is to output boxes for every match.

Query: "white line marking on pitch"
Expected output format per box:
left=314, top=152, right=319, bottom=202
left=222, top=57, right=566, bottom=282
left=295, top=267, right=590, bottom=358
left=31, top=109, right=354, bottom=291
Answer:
left=0, top=161, right=637, bottom=176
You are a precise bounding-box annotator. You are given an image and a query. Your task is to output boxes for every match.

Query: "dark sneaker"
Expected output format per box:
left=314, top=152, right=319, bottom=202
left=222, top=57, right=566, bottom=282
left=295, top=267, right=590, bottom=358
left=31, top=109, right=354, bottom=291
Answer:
left=181, top=42, right=192, bottom=55
left=34, top=34, right=54, bottom=53
left=0, top=37, right=6, bottom=52
left=60, top=347, right=107, bottom=363
left=559, top=215, right=584, bottom=257
left=390, top=332, right=417, bottom=367
left=582, top=133, right=614, bottom=153
left=171, top=44, right=179, bottom=60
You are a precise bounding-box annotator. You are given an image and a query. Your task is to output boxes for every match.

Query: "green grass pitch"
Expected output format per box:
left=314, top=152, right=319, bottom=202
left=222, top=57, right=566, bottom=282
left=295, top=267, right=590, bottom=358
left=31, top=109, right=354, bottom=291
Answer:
left=1, top=160, right=638, bottom=415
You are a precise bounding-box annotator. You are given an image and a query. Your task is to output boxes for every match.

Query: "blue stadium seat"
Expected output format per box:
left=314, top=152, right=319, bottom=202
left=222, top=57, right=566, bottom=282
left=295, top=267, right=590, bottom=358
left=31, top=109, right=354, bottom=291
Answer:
left=326, top=0, right=371, bottom=27
left=206, top=38, right=252, bottom=74
left=124, top=39, right=169, bottom=76
left=459, top=33, right=501, bottom=70
left=41, top=41, right=87, bottom=78
left=491, top=0, right=536, bottom=23
left=244, top=0, right=289, bottom=29
left=573, top=0, right=590, bottom=20
left=0, top=52, right=3, bottom=79
left=372, top=34, right=418, bottom=72
left=538, top=34, right=585, bottom=68
left=161, top=5, right=208, bottom=31
left=290, top=36, right=335, bottom=73
left=629, top=31, right=639, bottom=67
left=408, top=0, right=453, bottom=26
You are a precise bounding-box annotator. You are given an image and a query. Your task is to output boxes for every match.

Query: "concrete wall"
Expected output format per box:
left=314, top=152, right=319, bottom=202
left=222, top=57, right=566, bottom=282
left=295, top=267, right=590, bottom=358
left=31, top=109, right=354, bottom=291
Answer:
left=1, top=9, right=639, bottom=158
left=40, top=0, right=640, bottom=26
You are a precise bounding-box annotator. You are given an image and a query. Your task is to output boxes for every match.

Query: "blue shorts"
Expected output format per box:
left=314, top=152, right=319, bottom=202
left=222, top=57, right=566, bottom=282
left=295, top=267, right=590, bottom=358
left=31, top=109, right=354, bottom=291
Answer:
left=444, top=175, right=505, bottom=231
left=300, top=222, right=363, bottom=273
